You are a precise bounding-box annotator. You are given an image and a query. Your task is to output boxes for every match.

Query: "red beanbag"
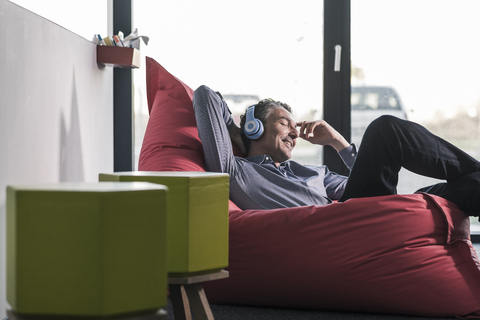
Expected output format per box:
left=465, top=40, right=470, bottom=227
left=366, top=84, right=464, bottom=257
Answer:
left=139, top=57, right=480, bottom=318
left=138, top=57, right=205, bottom=172
left=205, top=194, right=480, bottom=318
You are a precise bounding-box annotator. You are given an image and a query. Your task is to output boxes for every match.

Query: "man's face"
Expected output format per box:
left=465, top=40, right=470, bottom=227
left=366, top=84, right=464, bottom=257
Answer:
left=253, top=107, right=299, bottom=164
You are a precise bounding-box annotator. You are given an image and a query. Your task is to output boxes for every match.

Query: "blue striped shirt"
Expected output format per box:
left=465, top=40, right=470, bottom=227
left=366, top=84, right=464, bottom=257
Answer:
left=193, top=85, right=357, bottom=210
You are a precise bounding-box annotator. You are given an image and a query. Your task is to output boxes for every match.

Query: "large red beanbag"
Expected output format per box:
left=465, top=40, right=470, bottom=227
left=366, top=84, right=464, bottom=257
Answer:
left=139, top=57, right=480, bottom=318
left=139, top=58, right=204, bottom=172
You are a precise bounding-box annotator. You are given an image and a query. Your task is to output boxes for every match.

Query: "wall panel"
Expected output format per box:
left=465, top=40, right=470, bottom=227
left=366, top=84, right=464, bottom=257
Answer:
left=0, top=0, right=113, bottom=313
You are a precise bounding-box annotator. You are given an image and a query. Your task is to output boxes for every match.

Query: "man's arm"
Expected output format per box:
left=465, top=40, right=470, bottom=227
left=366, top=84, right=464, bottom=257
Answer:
left=227, top=120, right=247, bottom=156
left=193, top=85, right=240, bottom=176
left=324, top=144, right=357, bottom=200
left=297, top=119, right=357, bottom=199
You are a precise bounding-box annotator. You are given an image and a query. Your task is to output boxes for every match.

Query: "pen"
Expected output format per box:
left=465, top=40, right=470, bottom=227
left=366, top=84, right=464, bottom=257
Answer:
left=97, top=34, right=105, bottom=46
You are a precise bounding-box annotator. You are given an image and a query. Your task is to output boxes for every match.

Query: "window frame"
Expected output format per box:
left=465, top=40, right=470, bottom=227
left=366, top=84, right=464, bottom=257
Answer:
left=323, top=0, right=351, bottom=176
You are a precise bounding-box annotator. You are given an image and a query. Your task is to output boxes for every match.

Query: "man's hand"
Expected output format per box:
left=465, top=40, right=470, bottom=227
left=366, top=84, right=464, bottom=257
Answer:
left=229, top=124, right=247, bottom=155
left=297, top=120, right=350, bottom=152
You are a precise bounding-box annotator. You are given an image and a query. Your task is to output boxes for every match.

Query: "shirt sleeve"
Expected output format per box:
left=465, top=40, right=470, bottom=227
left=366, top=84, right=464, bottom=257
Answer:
left=192, top=85, right=238, bottom=178
left=324, top=144, right=357, bottom=200
left=324, top=169, right=348, bottom=200
left=338, top=143, right=357, bottom=170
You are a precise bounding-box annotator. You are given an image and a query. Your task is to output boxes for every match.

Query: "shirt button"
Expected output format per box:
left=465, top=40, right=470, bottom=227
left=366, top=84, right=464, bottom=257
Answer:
left=351, top=153, right=355, bottom=157
left=266, top=157, right=269, bottom=160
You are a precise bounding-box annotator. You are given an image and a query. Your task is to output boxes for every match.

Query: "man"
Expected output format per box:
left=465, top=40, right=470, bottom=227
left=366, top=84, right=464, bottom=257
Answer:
left=193, top=85, right=480, bottom=216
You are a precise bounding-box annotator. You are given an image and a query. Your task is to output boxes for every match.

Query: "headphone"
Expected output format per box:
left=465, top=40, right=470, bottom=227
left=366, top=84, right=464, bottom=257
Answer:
left=244, top=105, right=264, bottom=140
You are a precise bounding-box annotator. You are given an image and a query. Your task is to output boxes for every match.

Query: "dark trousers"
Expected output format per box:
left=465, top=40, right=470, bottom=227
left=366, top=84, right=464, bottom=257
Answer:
left=339, top=115, right=480, bottom=216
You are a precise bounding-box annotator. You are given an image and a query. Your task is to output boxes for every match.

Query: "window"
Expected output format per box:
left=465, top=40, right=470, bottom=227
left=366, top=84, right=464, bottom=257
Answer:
left=352, top=0, right=480, bottom=231
left=133, top=0, right=324, bottom=166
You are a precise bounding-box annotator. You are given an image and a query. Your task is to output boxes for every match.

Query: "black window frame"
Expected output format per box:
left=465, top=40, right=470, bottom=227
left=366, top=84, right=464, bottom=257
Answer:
left=323, top=0, right=351, bottom=176
left=113, top=0, right=134, bottom=171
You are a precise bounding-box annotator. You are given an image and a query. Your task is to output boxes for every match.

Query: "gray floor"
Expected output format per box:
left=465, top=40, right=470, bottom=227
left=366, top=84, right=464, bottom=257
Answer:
left=166, top=298, right=458, bottom=320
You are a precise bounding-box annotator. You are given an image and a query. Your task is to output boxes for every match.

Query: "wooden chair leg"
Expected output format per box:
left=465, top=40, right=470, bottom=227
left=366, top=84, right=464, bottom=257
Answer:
left=169, top=284, right=192, bottom=320
left=168, top=270, right=228, bottom=320
left=184, top=283, right=214, bottom=320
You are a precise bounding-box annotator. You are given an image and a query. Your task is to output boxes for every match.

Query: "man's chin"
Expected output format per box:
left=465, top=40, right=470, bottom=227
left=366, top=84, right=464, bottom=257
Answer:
left=281, top=153, right=292, bottom=163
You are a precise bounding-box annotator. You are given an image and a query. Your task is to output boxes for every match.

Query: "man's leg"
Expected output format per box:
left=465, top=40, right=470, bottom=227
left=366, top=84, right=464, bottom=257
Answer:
left=417, top=172, right=480, bottom=216
left=339, top=116, right=480, bottom=214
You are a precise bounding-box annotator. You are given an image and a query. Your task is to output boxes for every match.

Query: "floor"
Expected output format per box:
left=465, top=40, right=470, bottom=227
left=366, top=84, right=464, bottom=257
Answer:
left=165, top=298, right=459, bottom=320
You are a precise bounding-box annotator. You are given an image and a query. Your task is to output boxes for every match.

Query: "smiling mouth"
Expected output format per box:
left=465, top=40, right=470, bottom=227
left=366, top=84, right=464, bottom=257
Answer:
left=284, top=140, right=294, bottom=149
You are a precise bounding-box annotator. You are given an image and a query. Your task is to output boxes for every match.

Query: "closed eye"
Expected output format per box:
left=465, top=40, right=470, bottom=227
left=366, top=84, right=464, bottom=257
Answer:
left=279, top=116, right=295, bottom=127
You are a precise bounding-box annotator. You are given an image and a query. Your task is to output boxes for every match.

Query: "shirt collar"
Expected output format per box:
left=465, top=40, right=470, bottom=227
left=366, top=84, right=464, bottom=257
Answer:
left=246, top=154, right=292, bottom=170
left=246, top=154, right=272, bottom=164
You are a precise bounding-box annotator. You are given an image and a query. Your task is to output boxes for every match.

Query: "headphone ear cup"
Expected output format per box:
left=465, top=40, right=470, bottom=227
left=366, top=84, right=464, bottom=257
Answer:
left=247, top=119, right=264, bottom=140
left=244, top=105, right=264, bottom=140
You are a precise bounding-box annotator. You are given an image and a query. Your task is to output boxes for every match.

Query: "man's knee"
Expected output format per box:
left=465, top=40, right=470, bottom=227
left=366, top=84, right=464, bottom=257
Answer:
left=364, top=115, right=399, bottom=136
left=369, top=115, right=401, bottom=129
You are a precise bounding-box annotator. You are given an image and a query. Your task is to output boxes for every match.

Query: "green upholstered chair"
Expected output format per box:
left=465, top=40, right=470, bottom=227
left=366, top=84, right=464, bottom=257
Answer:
left=99, top=172, right=229, bottom=276
left=6, top=182, right=168, bottom=318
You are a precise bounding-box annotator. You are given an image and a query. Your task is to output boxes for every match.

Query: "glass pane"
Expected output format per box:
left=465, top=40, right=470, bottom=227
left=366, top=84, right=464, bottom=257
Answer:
left=133, top=0, right=324, bottom=166
left=352, top=0, right=480, bottom=230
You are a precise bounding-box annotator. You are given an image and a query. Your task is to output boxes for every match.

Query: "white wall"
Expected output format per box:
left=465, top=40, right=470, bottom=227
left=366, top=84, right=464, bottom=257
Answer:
left=0, top=0, right=114, bottom=313
left=8, top=0, right=108, bottom=42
